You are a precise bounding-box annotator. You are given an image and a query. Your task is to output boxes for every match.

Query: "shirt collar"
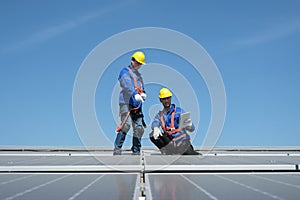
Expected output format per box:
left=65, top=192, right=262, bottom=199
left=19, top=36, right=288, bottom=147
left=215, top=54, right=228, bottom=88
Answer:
left=163, top=104, right=175, bottom=115
left=129, top=65, right=141, bottom=76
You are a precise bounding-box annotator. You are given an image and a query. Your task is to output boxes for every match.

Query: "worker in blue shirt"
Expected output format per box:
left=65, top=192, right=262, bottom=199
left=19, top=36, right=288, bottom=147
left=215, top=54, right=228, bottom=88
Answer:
left=113, top=51, right=147, bottom=155
left=150, top=87, right=200, bottom=155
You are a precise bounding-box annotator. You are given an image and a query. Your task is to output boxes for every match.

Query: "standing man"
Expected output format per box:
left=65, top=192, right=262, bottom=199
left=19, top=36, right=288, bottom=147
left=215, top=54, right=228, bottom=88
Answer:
left=149, top=87, right=200, bottom=155
left=113, top=51, right=147, bottom=155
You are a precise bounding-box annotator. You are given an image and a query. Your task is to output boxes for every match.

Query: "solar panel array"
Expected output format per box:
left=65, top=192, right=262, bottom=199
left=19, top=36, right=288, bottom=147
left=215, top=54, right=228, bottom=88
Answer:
left=0, top=147, right=299, bottom=199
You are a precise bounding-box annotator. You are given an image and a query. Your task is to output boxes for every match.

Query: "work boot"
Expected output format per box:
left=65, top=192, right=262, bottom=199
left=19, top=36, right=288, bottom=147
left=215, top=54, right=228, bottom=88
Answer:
left=183, top=145, right=201, bottom=155
left=113, top=149, right=122, bottom=156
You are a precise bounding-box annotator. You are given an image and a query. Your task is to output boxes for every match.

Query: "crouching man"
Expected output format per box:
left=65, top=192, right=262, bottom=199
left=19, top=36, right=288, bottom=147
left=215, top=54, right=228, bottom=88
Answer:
left=149, top=87, right=200, bottom=155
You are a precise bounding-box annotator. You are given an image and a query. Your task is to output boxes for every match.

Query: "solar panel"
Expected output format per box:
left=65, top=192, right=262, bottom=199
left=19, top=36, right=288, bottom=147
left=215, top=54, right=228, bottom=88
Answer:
left=0, top=173, right=139, bottom=200
left=0, top=147, right=299, bottom=199
left=146, top=173, right=300, bottom=200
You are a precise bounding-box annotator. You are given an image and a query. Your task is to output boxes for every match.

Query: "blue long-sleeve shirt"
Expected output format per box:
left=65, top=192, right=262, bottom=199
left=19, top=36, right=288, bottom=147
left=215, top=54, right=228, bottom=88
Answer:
left=118, top=65, right=145, bottom=108
left=151, top=104, right=194, bottom=141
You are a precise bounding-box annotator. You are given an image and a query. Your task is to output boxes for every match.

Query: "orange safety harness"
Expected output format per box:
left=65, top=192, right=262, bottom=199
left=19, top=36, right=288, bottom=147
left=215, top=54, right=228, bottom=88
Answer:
left=160, top=106, right=187, bottom=140
left=127, top=66, right=144, bottom=95
left=116, top=66, right=145, bottom=132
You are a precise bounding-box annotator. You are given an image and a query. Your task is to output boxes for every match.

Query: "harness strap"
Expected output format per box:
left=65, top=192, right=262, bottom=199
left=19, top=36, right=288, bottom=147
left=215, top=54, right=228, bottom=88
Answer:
left=127, top=66, right=144, bottom=94
left=172, top=132, right=187, bottom=141
left=160, top=111, right=167, bottom=133
left=160, top=106, right=183, bottom=136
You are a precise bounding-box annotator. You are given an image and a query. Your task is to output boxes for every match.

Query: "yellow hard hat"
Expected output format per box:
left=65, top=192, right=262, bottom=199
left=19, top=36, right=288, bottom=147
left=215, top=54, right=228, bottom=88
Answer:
left=132, top=51, right=146, bottom=64
left=158, top=88, right=173, bottom=98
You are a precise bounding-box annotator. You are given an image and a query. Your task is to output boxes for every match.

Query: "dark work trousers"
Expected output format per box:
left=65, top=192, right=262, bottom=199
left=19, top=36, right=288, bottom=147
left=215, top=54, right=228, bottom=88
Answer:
left=149, top=132, right=199, bottom=155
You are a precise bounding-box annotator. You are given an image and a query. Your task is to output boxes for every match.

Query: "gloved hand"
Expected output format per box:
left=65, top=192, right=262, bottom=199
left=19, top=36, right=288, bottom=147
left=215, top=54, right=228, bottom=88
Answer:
left=134, top=94, right=144, bottom=102
left=182, top=119, right=193, bottom=129
left=140, top=93, right=147, bottom=101
left=153, top=127, right=162, bottom=140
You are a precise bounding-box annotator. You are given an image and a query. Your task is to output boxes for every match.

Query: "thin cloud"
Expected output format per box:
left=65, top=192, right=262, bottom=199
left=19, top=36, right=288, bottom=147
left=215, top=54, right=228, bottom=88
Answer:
left=236, top=17, right=300, bottom=46
left=2, top=14, right=95, bottom=53
left=1, top=1, right=130, bottom=53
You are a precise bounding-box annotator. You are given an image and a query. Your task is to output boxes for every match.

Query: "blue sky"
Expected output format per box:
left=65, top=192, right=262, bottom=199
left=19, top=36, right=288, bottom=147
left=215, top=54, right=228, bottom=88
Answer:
left=1, top=0, right=300, bottom=147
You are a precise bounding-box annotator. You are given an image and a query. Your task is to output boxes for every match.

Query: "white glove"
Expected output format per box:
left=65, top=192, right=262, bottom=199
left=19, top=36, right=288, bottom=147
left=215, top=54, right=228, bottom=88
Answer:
left=153, top=127, right=162, bottom=140
left=134, top=94, right=144, bottom=102
left=182, top=119, right=193, bottom=129
left=140, top=93, right=147, bottom=101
